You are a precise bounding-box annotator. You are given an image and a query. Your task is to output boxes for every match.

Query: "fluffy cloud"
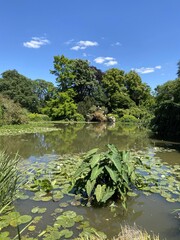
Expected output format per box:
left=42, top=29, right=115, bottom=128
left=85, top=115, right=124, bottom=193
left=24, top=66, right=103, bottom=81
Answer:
left=94, top=57, right=118, bottom=66
left=133, top=65, right=162, bottom=74
left=23, top=37, right=50, bottom=48
left=71, top=40, right=98, bottom=50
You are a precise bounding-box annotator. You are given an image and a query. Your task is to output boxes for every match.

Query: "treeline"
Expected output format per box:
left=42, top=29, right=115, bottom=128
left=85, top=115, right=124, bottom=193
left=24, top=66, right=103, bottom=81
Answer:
left=0, top=55, right=180, bottom=139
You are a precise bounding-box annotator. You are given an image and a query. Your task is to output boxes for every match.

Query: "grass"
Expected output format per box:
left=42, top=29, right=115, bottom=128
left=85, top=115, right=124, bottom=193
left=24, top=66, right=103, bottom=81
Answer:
left=0, top=151, right=19, bottom=208
left=76, top=225, right=160, bottom=240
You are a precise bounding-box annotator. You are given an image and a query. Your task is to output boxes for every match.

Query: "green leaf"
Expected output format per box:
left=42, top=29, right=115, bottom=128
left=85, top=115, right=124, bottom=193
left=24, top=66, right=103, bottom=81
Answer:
left=105, top=166, right=118, bottom=183
left=85, top=180, right=96, bottom=197
left=101, top=188, right=115, bottom=202
left=73, top=162, right=89, bottom=178
left=90, top=154, right=101, bottom=168
left=90, top=166, right=103, bottom=181
left=94, top=184, right=106, bottom=202
left=84, top=148, right=99, bottom=158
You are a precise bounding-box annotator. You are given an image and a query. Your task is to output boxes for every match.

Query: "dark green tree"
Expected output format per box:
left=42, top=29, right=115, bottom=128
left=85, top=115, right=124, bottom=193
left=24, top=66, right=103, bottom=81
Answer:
left=0, top=70, right=39, bottom=112
left=177, top=60, right=180, bottom=78
left=33, top=79, right=56, bottom=108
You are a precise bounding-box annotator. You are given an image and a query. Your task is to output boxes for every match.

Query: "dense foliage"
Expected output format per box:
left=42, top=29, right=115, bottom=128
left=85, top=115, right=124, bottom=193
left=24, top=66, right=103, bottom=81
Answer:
left=0, top=56, right=179, bottom=139
left=152, top=77, right=180, bottom=139
left=71, top=144, right=146, bottom=209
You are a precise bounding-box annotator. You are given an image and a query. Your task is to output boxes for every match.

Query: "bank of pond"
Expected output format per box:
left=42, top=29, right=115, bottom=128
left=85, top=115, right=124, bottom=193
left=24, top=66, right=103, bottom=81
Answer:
left=0, top=123, right=179, bottom=239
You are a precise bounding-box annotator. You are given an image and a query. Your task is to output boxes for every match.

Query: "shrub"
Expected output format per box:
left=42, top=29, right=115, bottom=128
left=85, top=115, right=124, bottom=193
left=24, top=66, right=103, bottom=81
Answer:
left=120, top=114, right=138, bottom=124
left=73, top=113, right=85, bottom=122
left=0, top=95, right=28, bottom=125
left=28, top=113, right=50, bottom=122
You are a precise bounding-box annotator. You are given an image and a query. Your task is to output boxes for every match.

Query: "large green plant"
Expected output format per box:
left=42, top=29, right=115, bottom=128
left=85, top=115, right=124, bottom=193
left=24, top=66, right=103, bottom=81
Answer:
left=71, top=144, right=145, bottom=208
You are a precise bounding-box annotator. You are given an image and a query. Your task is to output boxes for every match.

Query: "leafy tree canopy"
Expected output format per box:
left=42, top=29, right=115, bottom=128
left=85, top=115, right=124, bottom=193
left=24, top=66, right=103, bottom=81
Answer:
left=0, top=70, right=39, bottom=112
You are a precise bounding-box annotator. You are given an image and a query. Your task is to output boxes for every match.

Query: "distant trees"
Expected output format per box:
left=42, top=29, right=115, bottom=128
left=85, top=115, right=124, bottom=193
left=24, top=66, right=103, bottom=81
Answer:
left=0, top=55, right=156, bottom=126
left=0, top=70, right=39, bottom=112
left=152, top=78, right=180, bottom=139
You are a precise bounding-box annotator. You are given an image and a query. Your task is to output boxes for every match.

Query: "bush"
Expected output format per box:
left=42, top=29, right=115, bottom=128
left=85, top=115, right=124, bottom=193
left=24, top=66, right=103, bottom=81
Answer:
left=73, top=113, right=85, bottom=122
left=120, top=114, right=138, bottom=124
left=28, top=113, right=50, bottom=122
left=0, top=95, right=28, bottom=125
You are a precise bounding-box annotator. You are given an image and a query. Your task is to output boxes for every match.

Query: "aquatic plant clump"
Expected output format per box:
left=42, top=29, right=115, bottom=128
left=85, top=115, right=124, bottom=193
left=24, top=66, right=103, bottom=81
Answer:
left=71, top=144, right=148, bottom=208
left=0, top=151, right=19, bottom=208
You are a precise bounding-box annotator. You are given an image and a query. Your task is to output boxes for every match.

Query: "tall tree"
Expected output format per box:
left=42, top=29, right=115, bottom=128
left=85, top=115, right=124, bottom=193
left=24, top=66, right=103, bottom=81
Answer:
left=177, top=60, right=180, bottom=78
left=33, top=79, right=56, bottom=108
left=0, top=70, right=39, bottom=112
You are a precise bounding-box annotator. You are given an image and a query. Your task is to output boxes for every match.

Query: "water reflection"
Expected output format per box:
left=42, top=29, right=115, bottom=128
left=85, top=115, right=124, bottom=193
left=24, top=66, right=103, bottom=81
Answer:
left=0, top=123, right=179, bottom=239
left=0, top=123, right=153, bottom=159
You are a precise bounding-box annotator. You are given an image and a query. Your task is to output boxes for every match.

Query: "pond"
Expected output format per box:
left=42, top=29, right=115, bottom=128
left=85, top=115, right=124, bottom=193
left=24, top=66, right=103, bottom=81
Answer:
left=0, top=122, right=180, bottom=239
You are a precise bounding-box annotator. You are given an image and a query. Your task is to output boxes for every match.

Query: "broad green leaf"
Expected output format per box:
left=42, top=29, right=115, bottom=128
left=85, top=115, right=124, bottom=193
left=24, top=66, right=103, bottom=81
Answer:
left=73, top=162, right=89, bottom=178
left=90, top=154, right=101, bottom=168
left=101, top=188, right=115, bottom=202
left=105, top=166, right=118, bottom=183
left=90, top=166, right=103, bottom=181
left=85, top=180, right=96, bottom=197
left=94, top=184, right=106, bottom=202
left=84, top=148, right=99, bottom=158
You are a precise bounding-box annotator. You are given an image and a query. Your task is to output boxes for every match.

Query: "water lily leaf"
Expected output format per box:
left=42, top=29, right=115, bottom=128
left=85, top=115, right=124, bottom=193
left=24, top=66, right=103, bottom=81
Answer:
left=28, top=225, right=36, bottom=231
left=0, top=231, right=10, bottom=240
left=74, top=215, right=84, bottom=222
left=18, top=215, right=32, bottom=224
left=63, top=210, right=77, bottom=218
left=41, top=196, right=52, bottom=201
left=59, top=229, right=73, bottom=238
left=59, top=202, right=69, bottom=208
left=31, top=207, right=39, bottom=213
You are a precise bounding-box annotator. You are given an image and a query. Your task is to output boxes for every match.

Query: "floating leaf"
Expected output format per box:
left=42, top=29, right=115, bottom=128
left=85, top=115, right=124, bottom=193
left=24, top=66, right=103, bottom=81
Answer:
left=18, top=215, right=32, bottom=224
left=28, top=225, right=36, bottom=231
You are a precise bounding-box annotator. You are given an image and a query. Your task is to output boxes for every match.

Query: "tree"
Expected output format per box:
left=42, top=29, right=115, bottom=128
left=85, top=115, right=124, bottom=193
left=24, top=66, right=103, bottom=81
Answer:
left=50, top=55, right=75, bottom=91
left=177, top=60, right=180, bottom=78
left=33, top=79, right=56, bottom=108
left=102, top=68, right=133, bottom=111
left=125, top=71, right=152, bottom=106
left=42, top=89, right=77, bottom=120
left=0, top=70, right=39, bottom=112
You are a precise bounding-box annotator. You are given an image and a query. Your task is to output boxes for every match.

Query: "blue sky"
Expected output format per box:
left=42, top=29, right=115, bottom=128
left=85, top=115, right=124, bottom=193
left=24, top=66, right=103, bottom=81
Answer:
left=1, top=0, right=180, bottom=90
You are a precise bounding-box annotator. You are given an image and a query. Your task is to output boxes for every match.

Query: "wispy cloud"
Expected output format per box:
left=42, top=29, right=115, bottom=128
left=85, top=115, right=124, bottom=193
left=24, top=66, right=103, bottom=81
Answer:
left=111, top=41, right=122, bottom=47
left=23, top=37, right=50, bottom=49
left=64, top=39, right=75, bottom=45
left=94, top=57, right=118, bottom=66
left=71, top=40, right=98, bottom=50
left=133, top=65, right=162, bottom=74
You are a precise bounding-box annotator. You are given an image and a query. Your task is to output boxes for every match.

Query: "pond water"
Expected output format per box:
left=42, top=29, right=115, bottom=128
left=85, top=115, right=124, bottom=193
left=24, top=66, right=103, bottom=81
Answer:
left=0, top=122, right=180, bottom=239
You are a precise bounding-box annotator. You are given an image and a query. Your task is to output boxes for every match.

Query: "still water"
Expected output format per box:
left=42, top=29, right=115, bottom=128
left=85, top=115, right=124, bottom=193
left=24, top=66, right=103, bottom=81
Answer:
left=0, top=123, right=179, bottom=239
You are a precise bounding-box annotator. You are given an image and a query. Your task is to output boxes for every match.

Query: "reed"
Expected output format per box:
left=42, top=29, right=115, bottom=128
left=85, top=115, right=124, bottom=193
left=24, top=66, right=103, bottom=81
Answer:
left=0, top=151, right=19, bottom=209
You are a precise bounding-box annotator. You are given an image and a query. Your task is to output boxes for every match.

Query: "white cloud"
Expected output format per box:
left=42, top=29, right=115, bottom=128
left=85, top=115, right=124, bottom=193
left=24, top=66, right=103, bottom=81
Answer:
left=111, top=41, right=122, bottom=47
left=71, top=40, right=98, bottom=50
left=64, top=39, right=74, bottom=45
left=23, top=37, right=50, bottom=48
left=133, top=65, right=162, bottom=74
left=94, top=57, right=118, bottom=66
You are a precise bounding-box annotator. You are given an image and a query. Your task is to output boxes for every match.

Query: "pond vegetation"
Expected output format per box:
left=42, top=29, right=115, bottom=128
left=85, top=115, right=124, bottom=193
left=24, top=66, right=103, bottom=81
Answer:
left=0, top=137, right=179, bottom=239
